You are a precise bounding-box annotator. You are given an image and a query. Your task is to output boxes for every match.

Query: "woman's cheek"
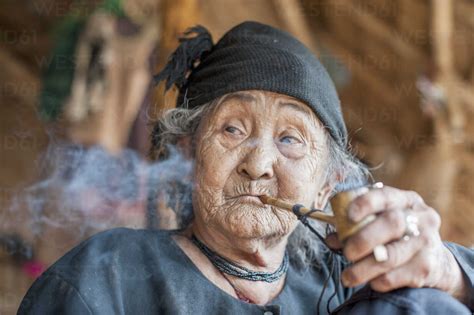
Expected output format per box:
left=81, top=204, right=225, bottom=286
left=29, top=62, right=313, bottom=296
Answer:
left=195, top=137, right=239, bottom=188
left=278, top=158, right=320, bottom=202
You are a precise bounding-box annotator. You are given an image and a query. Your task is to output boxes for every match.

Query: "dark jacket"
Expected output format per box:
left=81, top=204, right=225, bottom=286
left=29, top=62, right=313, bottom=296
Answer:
left=18, top=228, right=473, bottom=314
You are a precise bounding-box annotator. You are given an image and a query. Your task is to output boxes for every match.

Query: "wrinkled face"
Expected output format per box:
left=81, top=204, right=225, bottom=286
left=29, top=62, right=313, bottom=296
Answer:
left=192, top=90, right=331, bottom=240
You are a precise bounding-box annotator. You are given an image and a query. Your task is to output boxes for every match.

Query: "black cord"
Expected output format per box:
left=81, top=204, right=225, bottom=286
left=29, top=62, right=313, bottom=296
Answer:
left=316, top=251, right=335, bottom=315
left=326, top=255, right=340, bottom=314
left=294, top=205, right=343, bottom=256
left=293, top=207, right=344, bottom=315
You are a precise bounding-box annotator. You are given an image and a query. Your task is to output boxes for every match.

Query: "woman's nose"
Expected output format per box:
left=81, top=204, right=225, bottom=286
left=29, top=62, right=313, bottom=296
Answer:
left=237, top=139, right=276, bottom=180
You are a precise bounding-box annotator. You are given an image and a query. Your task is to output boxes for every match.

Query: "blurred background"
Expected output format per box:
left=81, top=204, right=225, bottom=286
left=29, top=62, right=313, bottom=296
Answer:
left=1, top=0, right=473, bottom=313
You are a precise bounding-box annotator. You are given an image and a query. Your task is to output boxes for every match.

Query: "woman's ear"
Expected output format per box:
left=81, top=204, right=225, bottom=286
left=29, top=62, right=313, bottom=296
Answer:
left=314, top=183, right=334, bottom=210
left=176, top=135, right=193, bottom=160
left=314, top=171, right=343, bottom=210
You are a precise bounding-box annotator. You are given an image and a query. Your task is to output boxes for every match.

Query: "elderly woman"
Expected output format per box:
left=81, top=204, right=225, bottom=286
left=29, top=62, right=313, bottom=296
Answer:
left=19, top=21, right=472, bottom=314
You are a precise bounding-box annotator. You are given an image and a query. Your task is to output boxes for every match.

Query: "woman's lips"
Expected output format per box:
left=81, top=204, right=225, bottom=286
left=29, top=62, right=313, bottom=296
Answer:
left=233, top=195, right=265, bottom=206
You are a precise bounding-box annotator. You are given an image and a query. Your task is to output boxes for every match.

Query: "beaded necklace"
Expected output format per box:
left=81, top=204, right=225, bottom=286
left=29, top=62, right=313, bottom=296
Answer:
left=191, top=235, right=289, bottom=283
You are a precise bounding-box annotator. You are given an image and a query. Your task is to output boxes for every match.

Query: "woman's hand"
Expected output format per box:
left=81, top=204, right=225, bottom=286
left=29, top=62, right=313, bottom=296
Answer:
left=326, top=186, right=468, bottom=302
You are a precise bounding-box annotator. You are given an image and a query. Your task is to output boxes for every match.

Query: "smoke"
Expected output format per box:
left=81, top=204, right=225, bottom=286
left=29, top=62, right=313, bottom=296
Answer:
left=3, top=141, right=194, bottom=242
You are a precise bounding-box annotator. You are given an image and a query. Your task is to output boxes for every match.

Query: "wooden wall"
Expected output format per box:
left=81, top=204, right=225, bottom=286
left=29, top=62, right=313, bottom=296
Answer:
left=0, top=0, right=473, bottom=313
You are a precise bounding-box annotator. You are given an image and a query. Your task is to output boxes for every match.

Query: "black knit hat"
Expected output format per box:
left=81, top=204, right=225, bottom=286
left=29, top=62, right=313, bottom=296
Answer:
left=154, top=21, right=348, bottom=147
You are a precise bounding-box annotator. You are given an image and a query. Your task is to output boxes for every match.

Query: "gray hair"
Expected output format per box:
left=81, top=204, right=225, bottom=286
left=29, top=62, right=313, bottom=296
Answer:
left=150, top=97, right=370, bottom=270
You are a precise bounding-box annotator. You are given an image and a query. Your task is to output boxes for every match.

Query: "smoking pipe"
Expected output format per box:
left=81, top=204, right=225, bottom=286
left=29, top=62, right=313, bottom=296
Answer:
left=259, top=183, right=383, bottom=242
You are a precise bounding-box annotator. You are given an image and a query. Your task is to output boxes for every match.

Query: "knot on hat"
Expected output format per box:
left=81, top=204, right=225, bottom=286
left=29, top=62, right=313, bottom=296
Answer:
left=153, top=25, right=213, bottom=91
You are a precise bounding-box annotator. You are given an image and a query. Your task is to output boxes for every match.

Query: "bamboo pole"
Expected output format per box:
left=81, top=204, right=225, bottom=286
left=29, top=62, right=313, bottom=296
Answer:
left=431, top=0, right=465, bottom=138
left=432, top=0, right=453, bottom=74
left=273, top=0, right=319, bottom=55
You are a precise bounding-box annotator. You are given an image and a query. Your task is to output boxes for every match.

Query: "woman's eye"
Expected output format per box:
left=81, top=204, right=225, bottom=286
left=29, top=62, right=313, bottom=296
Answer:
left=225, top=126, right=243, bottom=135
left=279, top=135, right=301, bottom=144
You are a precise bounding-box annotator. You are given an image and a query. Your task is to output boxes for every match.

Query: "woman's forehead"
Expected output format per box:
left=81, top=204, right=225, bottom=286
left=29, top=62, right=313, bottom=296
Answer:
left=214, top=90, right=318, bottom=120
left=200, top=90, right=325, bottom=139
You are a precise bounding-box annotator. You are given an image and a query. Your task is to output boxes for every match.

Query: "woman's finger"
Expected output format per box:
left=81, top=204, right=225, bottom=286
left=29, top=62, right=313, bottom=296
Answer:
left=369, top=250, right=440, bottom=292
left=344, top=209, right=407, bottom=261
left=341, top=233, right=427, bottom=287
left=348, top=187, right=424, bottom=222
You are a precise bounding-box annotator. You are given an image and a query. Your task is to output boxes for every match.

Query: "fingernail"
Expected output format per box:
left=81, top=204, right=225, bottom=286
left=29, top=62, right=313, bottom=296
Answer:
left=348, top=205, right=361, bottom=222
left=342, top=272, right=353, bottom=286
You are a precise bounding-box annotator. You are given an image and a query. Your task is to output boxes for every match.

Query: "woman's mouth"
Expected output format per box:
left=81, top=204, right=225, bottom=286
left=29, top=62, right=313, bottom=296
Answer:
left=232, top=194, right=265, bottom=206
